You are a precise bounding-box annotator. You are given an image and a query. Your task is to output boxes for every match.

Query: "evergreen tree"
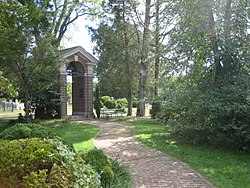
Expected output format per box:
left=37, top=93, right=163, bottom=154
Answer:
left=94, top=85, right=101, bottom=119
left=91, top=0, right=140, bottom=116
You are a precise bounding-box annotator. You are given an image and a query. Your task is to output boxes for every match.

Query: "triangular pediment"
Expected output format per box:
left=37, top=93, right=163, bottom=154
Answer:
left=59, top=46, right=98, bottom=65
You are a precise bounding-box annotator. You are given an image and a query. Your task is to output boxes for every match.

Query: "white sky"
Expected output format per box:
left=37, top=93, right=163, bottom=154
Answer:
left=61, top=17, right=95, bottom=54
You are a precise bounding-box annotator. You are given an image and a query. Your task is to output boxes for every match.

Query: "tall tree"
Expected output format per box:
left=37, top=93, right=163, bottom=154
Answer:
left=136, top=0, right=152, bottom=117
left=0, top=0, right=101, bottom=121
left=157, top=0, right=250, bottom=148
left=91, top=0, right=140, bottom=116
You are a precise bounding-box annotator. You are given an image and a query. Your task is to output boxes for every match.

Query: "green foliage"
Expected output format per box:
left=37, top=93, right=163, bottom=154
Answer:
left=82, top=149, right=114, bottom=188
left=0, top=2, right=60, bottom=121
left=0, top=73, right=18, bottom=99
left=101, top=96, right=116, bottom=109
left=102, top=165, right=115, bottom=188
left=116, top=98, right=128, bottom=110
left=125, top=119, right=250, bottom=188
left=82, top=149, right=132, bottom=188
left=105, top=100, right=117, bottom=109
left=156, top=0, right=250, bottom=151
left=100, top=96, right=128, bottom=110
left=158, top=75, right=250, bottom=151
left=0, top=123, right=55, bottom=140
left=132, top=99, right=138, bottom=108
left=109, top=159, right=132, bottom=188
left=91, top=1, right=140, bottom=113
left=150, top=101, right=161, bottom=119
left=94, top=85, right=102, bottom=119
left=0, top=138, right=101, bottom=188
left=101, top=96, right=112, bottom=107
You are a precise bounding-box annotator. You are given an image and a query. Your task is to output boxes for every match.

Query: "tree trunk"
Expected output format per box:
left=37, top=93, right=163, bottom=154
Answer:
left=24, top=86, right=31, bottom=123
left=154, top=0, right=160, bottom=97
left=122, top=0, right=134, bottom=116
left=127, top=88, right=133, bottom=116
left=223, top=0, right=233, bottom=72
left=208, top=9, right=221, bottom=83
left=137, top=0, right=151, bottom=117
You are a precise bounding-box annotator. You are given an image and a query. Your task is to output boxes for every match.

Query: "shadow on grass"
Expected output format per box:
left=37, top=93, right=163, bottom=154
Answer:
left=124, top=118, right=250, bottom=188
left=48, top=121, right=100, bottom=153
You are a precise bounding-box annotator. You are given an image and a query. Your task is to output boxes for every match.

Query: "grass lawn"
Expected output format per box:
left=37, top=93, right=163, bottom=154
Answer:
left=44, top=120, right=100, bottom=153
left=123, top=118, right=250, bottom=188
left=0, top=110, right=22, bottom=132
left=0, top=111, right=100, bottom=154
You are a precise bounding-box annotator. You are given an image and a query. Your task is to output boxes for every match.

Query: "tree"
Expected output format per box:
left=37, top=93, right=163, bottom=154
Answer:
left=136, top=0, right=152, bottom=117
left=0, top=73, right=18, bottom=100
left=94, top=85, right=101, bottom=119
left=0, top=0, right=101, bottom=121
left=157, top=0, right=250, bottom=149
left=91, top=0, right=140, bottom=116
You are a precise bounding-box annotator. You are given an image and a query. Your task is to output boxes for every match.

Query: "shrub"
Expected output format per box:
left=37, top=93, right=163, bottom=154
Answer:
left=116, top=98, right=127, bottom=112
left=109, top=159, right=132, bottom=188
left=82, top=149, right=132, bottom=188
left=82, top=149, right=114, bottom=188
left=101, top=96, right=111, bottom=106
left=0, top=123, right=55, bottom=140
left=132, top=99, right=138, bottom=108
left=159, top=83, right=250, bottom=151
left=150, top=101, right=161, bottom=119
left=116, top=98, right=128, bottom=109
left=0, top=138, right=101, bottom=188
left=105, top=100, right=117, bottom=109
left=101, top=96, right=117, bottom=109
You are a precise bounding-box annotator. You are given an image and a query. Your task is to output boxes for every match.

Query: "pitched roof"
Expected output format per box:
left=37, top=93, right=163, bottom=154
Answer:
left=59, top=46, right=98, bottom=65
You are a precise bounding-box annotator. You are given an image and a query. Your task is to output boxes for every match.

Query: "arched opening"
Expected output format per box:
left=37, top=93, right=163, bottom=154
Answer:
left=66, top=61, right=86, bottom=116
left=59, top=46, right=97, bottom=118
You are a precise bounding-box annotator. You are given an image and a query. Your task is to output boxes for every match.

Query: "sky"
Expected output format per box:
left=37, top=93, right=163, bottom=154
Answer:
left=61, top=17, right=95, bottom=55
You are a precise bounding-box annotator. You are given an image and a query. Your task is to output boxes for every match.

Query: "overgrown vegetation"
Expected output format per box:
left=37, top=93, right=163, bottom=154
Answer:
left=82, top=149, right=114, bottom=188
left=0, top=138, right=101, bottom=187
left=82, top=149, right=132, bottom=188
left=0, top=123, right=55, bottom=140
left=152, top=1, right=250, bottom=151
left=156, top=77, right=250, bottom=151
left=0, top=116, right=132, bottom=188
left=124, top=119, right=250, bottom=188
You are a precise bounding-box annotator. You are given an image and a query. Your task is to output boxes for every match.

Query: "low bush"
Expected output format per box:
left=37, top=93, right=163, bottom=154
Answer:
left=159, top=84, right=250, bottom=151
left=0, top=138, right=101, bottom=188
left=116, top=98, right=128, bottom=112
left=0, top=123, right=55, bottom=140
left=105, top=100, right=117, bottom=109
left=82, top=149, right=114, bottom=188
left=132, top=99, right=138, bottom=108
left=82, top=149, right=132, bottom=188
left=101, top=96, right=111, bottom=106
left=101, top=96, right=118, bottom=109
left=116, top=98, right=128, bottom=109
left=109, top=159, right=132, bottom=188
left=150, top=101, right=161, bottom=119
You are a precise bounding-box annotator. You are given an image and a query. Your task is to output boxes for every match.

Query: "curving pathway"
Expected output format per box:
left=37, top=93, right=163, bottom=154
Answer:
left=79, top=120, right=215, bottom=188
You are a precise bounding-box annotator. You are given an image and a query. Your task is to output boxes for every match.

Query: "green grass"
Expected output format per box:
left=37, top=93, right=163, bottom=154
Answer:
left=0, top=110, right=23, bottom=119
left=0, top=111, right=100, bottom=153
left=44, top=120, right=100, bottom=153
left=123, top=118, right=250, bottom=188
left=0, top=110, right=22, bottom=132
